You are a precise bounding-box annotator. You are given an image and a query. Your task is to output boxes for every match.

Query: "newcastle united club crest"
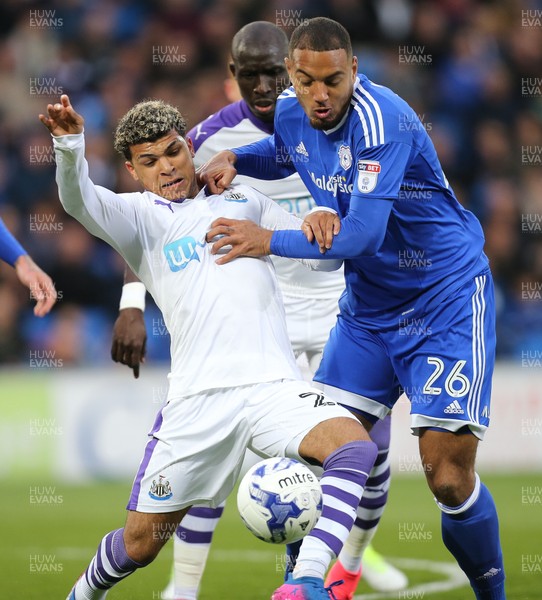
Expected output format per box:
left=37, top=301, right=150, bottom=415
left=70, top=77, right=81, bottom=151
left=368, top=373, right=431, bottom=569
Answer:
left=149, top=475, right=173, bottom=501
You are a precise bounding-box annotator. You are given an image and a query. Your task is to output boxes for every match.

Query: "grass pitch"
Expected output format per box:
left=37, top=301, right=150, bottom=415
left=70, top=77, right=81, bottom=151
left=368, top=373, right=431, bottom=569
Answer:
left=2, top=473, right=541, bottom=599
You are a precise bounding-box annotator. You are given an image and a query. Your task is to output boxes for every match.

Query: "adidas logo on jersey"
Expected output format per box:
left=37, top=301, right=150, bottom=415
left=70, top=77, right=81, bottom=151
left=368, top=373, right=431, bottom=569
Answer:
left=295, top=141, right=309, bottom=157
left=444, top=400, right=464, bottom=414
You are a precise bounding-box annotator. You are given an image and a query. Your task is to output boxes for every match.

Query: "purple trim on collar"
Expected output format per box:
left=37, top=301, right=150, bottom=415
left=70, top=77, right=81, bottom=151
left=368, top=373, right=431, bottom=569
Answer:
left=187, top=100, right=274, bottom=151
left=238, top=100, right=274, bottom=135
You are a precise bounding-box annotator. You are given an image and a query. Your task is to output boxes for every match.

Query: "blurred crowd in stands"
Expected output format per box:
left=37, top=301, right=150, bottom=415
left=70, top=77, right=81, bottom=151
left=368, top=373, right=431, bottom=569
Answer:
left=0, top=0, right=540, bottom=366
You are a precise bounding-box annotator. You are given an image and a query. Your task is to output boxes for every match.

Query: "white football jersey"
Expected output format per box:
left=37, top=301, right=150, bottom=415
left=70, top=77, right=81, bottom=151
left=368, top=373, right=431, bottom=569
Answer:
left=189, top=100, right=345, bottom=299
left=53, top=133, right=340, bottom=398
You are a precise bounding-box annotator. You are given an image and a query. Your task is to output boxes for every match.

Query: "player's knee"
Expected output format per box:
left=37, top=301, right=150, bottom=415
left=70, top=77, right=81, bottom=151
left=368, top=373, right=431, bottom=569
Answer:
left=124, top=537, right=161, bottom=566
left=123, top=524, right=169, bottom=566
left=426, top=467, right=476, bottom=506
left=299, top=417, right=370, bottom=464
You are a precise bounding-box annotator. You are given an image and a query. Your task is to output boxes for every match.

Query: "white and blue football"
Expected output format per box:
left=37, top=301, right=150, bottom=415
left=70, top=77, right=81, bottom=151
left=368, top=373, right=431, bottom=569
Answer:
left=237, top=457, right=323, bottom=544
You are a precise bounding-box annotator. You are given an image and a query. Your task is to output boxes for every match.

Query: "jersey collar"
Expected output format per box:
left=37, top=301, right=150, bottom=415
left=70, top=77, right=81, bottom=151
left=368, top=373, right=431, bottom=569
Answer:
left=323, top=77, right=359, bottom=136
left=239, top=100, right=274, bottom=135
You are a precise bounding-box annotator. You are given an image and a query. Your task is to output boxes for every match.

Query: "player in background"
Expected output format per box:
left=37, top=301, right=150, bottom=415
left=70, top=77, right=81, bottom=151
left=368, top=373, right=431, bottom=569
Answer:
left=199, top=17, right=506, bottom=600
left=111, top=22, right=406, bottom=599
left=0, top=216, right=57, bottom=316
left=42, top=94, right=381, bottom=600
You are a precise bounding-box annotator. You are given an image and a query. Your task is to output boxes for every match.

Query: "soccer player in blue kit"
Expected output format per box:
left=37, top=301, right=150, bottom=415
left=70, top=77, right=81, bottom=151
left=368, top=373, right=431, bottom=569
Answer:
left=201, top=17, right=506, bottom=600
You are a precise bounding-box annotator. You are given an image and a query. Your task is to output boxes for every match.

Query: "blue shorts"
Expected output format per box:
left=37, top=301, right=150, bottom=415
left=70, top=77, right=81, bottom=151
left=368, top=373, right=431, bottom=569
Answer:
left=314, top=271, right=495, bottom=440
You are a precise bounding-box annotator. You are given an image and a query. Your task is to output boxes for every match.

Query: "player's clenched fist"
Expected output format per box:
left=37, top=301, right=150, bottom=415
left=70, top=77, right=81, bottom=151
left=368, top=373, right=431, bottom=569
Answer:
left=38, top=94, right=84, bottom=136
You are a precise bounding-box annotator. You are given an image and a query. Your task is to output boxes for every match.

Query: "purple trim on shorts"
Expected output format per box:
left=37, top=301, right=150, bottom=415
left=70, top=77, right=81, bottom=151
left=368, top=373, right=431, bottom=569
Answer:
left=149, top=407, right=165, bottom=435
left=127, top=436, right=159, bottom=510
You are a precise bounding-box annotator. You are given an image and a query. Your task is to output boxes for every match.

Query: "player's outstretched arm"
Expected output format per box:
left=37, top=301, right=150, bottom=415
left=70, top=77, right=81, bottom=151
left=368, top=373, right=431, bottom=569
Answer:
left=111, top=264, right=147, bottom=379
left=196, top=150, right=237, bottom=194
left=14, top=254, right=57, bottom=317
left=38, top=94, right=84, bottom=136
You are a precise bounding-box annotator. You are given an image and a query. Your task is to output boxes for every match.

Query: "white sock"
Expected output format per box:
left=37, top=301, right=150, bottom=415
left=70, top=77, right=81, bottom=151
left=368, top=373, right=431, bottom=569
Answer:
left=75, top=574, right=108, bottom=600
left=338, top=524, right=378, bottom=573
left=292, top=536, right=334, bottom=580
left=173, top=537, right=211, bottom=599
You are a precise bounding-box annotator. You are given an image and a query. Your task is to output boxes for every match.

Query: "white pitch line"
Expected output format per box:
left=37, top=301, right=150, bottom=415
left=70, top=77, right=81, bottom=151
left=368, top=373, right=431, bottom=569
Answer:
left=354, top=557, right=469, bottom=599
left=15, top=547, right=470, bottom=597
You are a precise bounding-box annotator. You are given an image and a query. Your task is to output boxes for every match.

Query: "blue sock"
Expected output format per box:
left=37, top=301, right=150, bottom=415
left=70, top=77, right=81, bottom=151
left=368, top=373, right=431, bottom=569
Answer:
left=285, top=540, right=302, bottom=581
left=439, top=478, right=505, bottom=599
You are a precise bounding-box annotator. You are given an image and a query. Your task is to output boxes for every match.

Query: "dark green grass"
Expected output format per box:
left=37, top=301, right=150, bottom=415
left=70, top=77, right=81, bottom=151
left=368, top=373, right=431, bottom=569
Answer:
left=2, top=473, right=541, bottom=599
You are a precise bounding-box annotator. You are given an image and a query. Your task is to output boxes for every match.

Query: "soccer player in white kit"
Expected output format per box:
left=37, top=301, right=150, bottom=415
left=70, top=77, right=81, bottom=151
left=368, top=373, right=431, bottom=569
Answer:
left=111, top=22, right=405, bottom=599
left=40, top=94, right=380, bottom=600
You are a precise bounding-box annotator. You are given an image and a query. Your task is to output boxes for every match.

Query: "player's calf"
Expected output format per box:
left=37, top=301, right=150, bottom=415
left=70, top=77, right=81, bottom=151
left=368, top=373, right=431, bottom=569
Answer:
left=288, top=422, right=378, bottom=583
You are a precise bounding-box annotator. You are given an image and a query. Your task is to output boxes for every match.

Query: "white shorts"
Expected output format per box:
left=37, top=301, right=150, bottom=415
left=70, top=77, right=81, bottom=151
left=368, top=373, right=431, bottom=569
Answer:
left=127, top=379, right=355, bottom=512
left=283, top=295, right=339, bottom=358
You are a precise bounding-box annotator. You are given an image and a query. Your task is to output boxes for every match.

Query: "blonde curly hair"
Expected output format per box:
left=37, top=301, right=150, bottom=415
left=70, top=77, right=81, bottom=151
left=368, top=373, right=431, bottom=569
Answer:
left=114, top=99, right=187, bottom=159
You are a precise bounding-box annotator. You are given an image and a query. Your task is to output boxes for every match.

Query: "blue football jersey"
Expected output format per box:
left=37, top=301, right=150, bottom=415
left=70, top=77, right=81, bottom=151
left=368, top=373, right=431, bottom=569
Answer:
left=236, top=74, right=489, bottom=327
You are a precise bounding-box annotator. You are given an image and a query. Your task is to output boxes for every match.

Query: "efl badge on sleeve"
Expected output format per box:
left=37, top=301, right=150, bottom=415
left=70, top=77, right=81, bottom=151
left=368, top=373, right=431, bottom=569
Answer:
left=338, top=145, right=352, bottom=170
left=357, top=160, right=381, bottom=193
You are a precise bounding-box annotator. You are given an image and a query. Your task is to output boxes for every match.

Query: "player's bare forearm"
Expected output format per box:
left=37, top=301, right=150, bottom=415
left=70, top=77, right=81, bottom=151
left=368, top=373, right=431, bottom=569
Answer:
left=206, top=218, right=273, bottom=265
left=112, top=263, right=147, bottom=378
left=196, top=150, right=237, bottom=194
left=124, top=263, right=141, bottom=285
left=111, top=308, right=147, bottom=379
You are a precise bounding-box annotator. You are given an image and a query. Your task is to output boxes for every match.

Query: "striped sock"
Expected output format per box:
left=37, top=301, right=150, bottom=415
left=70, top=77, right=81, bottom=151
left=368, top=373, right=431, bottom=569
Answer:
left=338, top=415, right=391, bottom=573
left=73, top=528, right=145, bottom=599
left=293, top=439, right=378, bottom=580
left=172, top=504, right=225, bottom=599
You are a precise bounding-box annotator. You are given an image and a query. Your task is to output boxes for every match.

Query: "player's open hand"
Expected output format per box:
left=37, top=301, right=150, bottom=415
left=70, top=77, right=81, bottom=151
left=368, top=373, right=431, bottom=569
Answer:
left=206, top=218, right=273, bottom=265
left=302, top=210, right=341, bottom=253
left=111, top=308, right=147, bottom=379
left=38, top=94, right=84, bottom=137
left=197, top=150, right=238, bottom=195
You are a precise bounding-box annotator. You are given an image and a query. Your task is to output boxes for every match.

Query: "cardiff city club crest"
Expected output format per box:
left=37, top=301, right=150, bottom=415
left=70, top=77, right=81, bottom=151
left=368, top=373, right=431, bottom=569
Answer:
left=338, top=145, right=352, bottom=170
left=149, top=475, right=173, bottom=501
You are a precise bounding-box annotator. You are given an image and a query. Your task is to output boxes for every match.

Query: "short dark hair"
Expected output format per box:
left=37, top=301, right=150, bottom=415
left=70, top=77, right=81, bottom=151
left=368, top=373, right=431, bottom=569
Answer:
left=289, top=17, right=352, bottom=59
left=114, top=100, right=187, bottom=160
left=231, top=21, right=288, bottom=62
